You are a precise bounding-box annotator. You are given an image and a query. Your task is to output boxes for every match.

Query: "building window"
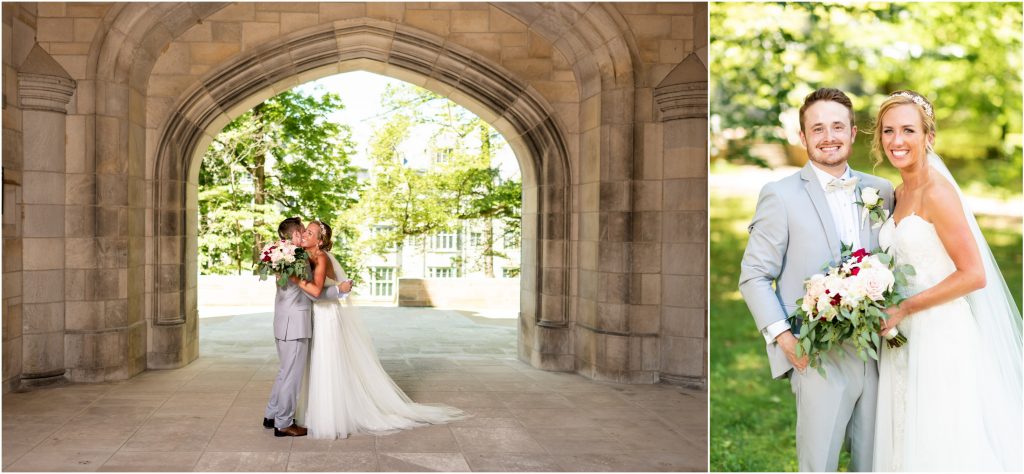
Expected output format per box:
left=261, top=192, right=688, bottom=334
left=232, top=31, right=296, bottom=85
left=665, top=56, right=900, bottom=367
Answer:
left=470, top=232, right=483, bottom=247
left=503, top=232, right=520, bottom=249
left=502, top=267, right=520, bottom=278
left=368, top=267, right=395, bottom=297
left=428, top=267, right=457, bottom=278
left=430, top=232, right=458, bottom=251
left=371, top=225, right=397, bottom=251
left=433, top=148, right=453, bottom=164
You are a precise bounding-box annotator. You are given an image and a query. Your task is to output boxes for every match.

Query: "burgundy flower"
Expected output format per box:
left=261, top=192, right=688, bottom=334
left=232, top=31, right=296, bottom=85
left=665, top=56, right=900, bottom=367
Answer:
left=851, top=248, right=869, bottom=263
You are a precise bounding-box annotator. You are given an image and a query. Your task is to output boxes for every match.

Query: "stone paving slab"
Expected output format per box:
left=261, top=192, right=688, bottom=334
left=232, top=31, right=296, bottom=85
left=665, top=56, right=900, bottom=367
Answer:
left=2, top=307, right=707, bottom=471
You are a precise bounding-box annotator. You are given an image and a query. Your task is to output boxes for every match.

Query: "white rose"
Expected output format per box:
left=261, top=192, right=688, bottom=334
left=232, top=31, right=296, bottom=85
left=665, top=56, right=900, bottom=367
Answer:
left=861, top=187, right=880, bottom=207
left=860, top=266, right=895, bottom=295
left=862, top=276, right=887, bottom=301
left=859, top=254, right=884, bottom=270
left=805, top=274, right=827, bottom=300
left=802, top=294, right=816, bottom=313
left=816, top=296, right=837, bottom=321
left=823, top=274, right=846, bottom=299
left=271, top=248, right=285, bottom=264
left=842, top=276, right=868, bottom=307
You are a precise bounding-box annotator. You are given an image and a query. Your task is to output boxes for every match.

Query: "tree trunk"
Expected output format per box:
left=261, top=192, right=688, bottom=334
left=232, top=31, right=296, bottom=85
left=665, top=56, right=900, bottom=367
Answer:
left=484, top=219, right=494, bottom=278
left=480, top=123, right=495, bottom=277
left=251, top=103, right=268, bottom=268
left=235, top=218, right=243, bottom=276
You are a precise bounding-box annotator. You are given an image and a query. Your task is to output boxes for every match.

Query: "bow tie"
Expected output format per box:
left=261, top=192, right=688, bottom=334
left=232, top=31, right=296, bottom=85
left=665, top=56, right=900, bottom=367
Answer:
left=826, top=176, right=858, bottom=193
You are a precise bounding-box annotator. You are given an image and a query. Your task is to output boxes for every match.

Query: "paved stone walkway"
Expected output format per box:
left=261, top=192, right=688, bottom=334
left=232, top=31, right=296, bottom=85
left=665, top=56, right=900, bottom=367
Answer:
left=2, top=307, right=707, bottom=471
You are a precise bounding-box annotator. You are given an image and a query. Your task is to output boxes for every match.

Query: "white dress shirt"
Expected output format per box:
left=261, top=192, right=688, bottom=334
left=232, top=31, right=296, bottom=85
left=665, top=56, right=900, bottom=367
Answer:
left=762, top=162, right=862, bottom=344
left=811, top=163, right=862, bottom=251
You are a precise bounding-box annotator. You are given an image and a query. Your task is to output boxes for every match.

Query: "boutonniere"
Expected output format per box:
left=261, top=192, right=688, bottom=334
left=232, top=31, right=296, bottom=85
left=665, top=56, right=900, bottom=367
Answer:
left=856, top=187, right=889, bottom=228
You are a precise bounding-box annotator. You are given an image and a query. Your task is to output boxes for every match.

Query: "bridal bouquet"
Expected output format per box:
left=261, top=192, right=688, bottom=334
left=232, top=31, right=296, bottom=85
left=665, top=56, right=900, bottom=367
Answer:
left=788, top=244, right=915, bottom=375
left=256, top=240, right=311, bottom=288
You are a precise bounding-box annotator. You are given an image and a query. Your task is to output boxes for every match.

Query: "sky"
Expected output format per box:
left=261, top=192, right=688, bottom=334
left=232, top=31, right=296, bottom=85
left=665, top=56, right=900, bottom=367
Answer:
left=292, top=71, right=521, bottom=180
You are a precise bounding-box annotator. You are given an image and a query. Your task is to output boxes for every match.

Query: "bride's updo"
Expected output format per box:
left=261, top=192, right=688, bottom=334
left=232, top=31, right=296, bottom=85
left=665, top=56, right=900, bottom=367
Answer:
left=871, top=90, right=937, bottom=165
left=313, top=220, right=333, bottom=252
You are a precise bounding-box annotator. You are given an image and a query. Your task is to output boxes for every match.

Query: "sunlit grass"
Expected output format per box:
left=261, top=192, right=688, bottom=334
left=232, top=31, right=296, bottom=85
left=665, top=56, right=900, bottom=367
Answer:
left=710, top=192, right=1022, bottom=472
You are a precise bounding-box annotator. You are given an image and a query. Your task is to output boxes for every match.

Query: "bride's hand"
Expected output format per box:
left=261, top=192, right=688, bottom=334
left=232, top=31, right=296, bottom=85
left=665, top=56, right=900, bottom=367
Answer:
left=881, top=305, right=905, bottom=336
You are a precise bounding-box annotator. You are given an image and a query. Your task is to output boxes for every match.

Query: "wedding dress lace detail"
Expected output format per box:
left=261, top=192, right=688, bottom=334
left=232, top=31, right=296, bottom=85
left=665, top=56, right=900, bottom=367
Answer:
left=874, top=215, right=1001, bottom=471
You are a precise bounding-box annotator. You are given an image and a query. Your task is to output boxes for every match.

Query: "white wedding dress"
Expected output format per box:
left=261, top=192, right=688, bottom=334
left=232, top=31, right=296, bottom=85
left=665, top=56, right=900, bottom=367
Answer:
left=874, top=214, right=1002, bottom=471
left=873, top=155, right=1022, bottom=472
left=295, top=254, right=466, bottom=439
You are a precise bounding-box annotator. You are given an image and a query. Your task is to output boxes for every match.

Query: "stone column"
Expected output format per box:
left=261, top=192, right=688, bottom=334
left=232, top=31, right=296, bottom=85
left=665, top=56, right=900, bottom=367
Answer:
left=17, top=45, right=75, bottom=388
left=654, top=53, right=708, bottom=387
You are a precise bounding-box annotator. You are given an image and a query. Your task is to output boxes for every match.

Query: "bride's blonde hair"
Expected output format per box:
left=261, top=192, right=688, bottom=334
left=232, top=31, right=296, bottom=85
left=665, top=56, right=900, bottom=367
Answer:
left=871, top=90, right=937, bottom=165
left=311, top=220, right=333, bottom=252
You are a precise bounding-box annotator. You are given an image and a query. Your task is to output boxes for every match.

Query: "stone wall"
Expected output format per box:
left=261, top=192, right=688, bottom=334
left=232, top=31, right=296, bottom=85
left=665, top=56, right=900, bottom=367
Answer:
left=398, top=278, right=521, bottom=311
left=1, top=2, right=709, bottom=392
left=1, top=3, right=36, bottom=393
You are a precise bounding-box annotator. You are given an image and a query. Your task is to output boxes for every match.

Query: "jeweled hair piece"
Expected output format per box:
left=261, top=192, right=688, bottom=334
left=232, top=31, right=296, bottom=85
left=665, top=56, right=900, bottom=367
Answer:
left=889, top=91, right=933, bottom=118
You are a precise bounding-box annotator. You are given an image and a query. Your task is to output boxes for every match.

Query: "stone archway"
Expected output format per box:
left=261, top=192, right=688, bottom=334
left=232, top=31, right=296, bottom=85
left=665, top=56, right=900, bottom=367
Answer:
left=3, top=2, right=709, bottom=391
left=148, top=19, right=574, bottom=374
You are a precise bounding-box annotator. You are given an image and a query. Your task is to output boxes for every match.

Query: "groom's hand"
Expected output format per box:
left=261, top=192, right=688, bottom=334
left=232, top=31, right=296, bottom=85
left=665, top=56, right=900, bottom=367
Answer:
left=776, top=330, right=809, bottom=373
left=338, top=279, right=353, bottom=294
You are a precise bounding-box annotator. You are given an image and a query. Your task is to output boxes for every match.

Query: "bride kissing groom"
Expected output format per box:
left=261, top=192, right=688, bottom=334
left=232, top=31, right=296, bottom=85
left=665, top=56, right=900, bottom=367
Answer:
left=264, top=217, right=465, bottom=440
left=739, top=88, right=1022, bottom=471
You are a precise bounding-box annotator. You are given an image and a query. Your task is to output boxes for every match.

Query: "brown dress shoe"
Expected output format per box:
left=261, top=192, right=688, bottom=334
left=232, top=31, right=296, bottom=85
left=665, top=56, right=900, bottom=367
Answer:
left=274, top=423, right=307, bottom=437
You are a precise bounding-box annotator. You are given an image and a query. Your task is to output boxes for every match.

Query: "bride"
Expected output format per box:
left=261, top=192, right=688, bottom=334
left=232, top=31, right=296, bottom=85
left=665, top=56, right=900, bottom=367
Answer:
left=871, top=90, right=1023, bottom=471
left=290, top=220, right=466, bottom=439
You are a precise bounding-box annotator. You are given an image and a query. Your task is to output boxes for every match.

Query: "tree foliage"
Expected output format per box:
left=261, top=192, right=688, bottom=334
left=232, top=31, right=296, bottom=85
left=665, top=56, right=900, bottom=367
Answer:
left=358, top=111, right=454, bottom=261
left=199, top=79, right=522, bottom=281
left=711, top=2, right=1022, bottom=192
left=357, top=83, right=522, bottom=277
left=198, top=89, right=362, bottom=277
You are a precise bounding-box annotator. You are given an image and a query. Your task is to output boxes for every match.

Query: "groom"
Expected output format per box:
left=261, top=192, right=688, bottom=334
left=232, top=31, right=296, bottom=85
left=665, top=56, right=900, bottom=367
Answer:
left=263, top=217, right=353, bottom=437
left=739, top=88, right=894, bottom=471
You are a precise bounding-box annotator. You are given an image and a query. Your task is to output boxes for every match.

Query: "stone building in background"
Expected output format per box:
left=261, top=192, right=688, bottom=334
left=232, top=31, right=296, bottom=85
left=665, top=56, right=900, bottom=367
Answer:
left=1, top=2, right=709, bottom=392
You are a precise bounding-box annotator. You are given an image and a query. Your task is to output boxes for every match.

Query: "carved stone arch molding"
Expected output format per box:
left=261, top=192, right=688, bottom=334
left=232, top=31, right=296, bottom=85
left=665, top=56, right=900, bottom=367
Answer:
left=149, top=19, right=574, bottom=370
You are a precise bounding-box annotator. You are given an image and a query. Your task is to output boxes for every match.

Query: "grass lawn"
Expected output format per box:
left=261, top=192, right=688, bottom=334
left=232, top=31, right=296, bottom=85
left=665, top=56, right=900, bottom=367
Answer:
left=709, top=193, right=1022, bottom=472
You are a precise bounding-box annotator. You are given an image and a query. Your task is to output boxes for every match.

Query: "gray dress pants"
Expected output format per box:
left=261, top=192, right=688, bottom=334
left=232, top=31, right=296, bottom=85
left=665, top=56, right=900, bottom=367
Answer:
left=264, top=338, right=310, bottom=429
left=790, top=343, right=878, bottom=472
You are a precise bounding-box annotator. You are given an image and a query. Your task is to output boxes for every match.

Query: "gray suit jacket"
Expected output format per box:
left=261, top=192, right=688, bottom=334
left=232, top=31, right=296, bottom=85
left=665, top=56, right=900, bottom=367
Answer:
left=738, top=163, right=894, bottom=379
left=274, top=280, right=339, bottom=341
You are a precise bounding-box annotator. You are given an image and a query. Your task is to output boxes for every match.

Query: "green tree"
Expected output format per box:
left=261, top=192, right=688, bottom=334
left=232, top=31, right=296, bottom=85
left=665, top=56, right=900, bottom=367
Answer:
left=374, top=83, right=523, bottom=277
left=198, top=88, right=362, bottom=277
left=357, top=112, right=454, bottom=275
left=711, top=2, right=1022, bottom=193
left=440, top=127, right=522, bottom=277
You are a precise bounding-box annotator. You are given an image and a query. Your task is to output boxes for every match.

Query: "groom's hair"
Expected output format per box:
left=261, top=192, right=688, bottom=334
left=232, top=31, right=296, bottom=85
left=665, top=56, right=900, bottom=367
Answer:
left=277, top=217, right=304, bottom=240
left=799, top=88, right=855, bottom=131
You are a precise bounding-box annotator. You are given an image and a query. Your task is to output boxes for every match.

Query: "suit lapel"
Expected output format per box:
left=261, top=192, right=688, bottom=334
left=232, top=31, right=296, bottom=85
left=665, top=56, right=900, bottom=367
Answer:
left=801, top=164, right=842, bottom=262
